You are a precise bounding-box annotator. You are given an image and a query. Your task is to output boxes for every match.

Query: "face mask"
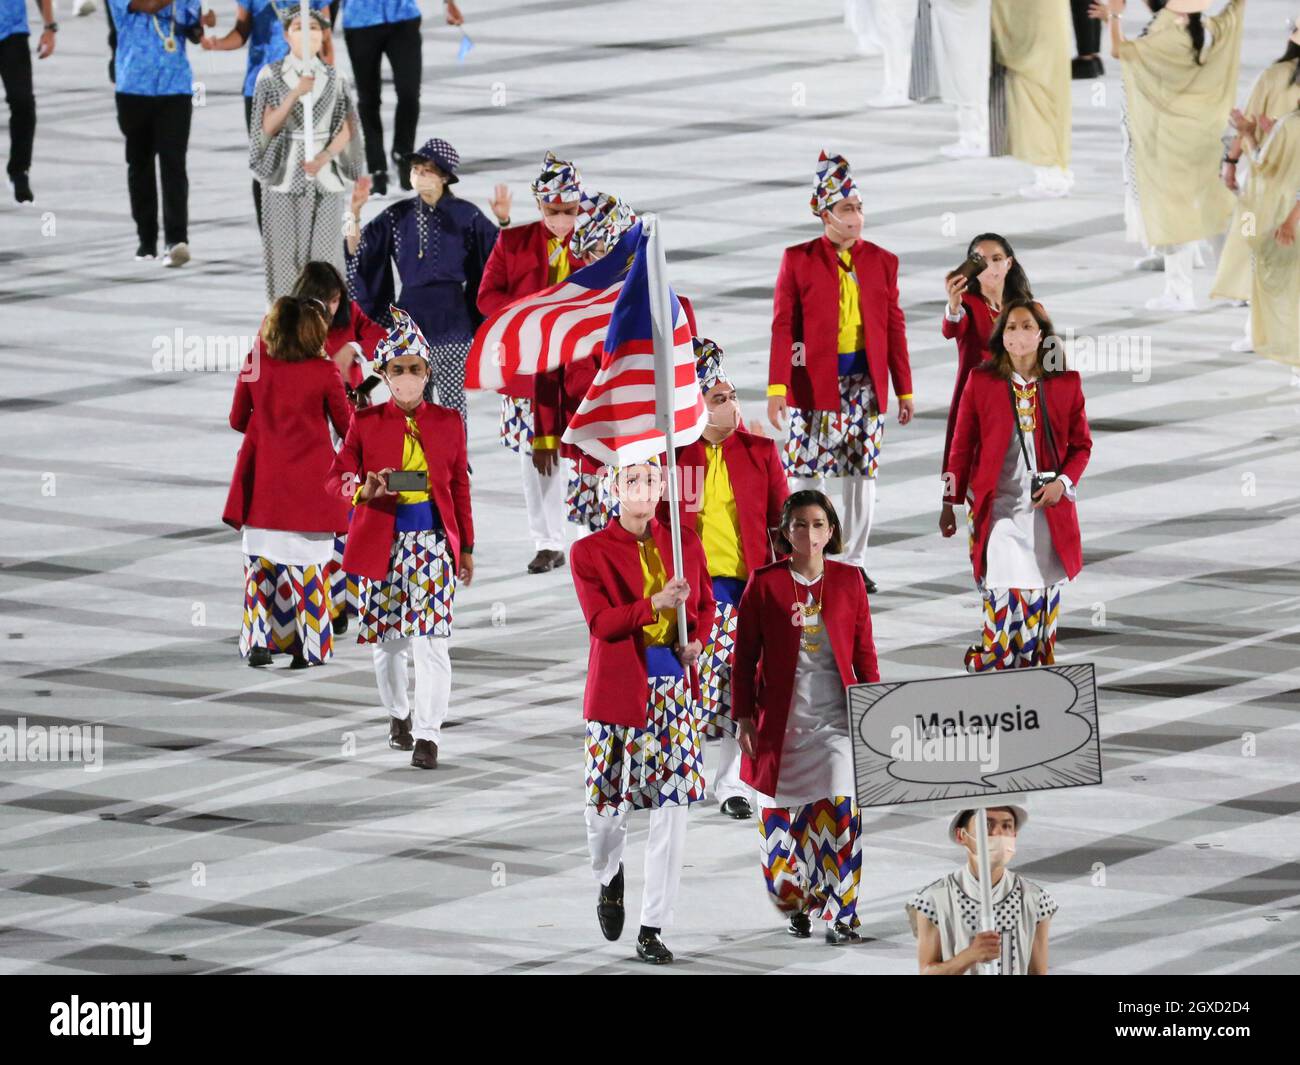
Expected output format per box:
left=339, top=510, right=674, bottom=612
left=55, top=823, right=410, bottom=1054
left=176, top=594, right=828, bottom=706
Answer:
left=385, top=370, right=426, bottom=406
left=964, top=831, right=1017, bottom=865
left=1002, top=329, right=1041, bottom=358
left=287, top=27, right=321, bottom=58
left=414, top=173, right=443, bottom=198
left=706, top=399, right=739, bottom=432
left=543, top=212, right=576, bottom=238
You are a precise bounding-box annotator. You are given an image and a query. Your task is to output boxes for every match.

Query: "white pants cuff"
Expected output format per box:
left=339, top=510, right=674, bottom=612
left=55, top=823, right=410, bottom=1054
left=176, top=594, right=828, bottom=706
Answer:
left=585, top=803, right=689, bottom=930
left=520, top=446, right=566, bottom=552
left=1163, top=244, right=1196, bottom=301
left=712, top=733, right=750, bottom=804
left=372, top=635, right=452, bottom=743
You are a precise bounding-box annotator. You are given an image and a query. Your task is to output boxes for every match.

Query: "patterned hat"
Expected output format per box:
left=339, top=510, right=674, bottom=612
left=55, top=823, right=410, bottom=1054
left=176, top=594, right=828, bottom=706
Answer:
left=694, top=337, right=730, bottom=392
left=373, top=307, right=433, bottom=369
left=278, top=7, right=331, bottom=30
left=810, top=150, right=859, bottom=217
left=570, top=192, right=637, bottom=260
left=608, top=453, right=664, bottom=486
left=530, top=151, right=584, bottom=204
left=407, top=138, right=460, bottom=184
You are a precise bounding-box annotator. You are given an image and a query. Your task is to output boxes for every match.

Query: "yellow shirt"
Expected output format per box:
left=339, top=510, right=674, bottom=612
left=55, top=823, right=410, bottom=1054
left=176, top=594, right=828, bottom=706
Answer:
left=639, top=538, right=678, bottom=647
left=547, top=237, right=571, bottom=285
left=351, top=414, right=429, bottom=506
left=837, top=249, right=864, bottom=354
left=696, top=443, right=747, bottom=580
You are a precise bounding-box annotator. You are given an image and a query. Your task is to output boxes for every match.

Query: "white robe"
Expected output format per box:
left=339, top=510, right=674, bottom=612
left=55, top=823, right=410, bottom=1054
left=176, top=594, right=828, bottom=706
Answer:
left=932, top=0, right=992, bottom=144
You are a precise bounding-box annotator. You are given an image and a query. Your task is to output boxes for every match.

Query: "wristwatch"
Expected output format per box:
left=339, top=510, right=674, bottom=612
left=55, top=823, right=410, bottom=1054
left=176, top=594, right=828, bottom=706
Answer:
left=45, top=21, right=59, bottom=31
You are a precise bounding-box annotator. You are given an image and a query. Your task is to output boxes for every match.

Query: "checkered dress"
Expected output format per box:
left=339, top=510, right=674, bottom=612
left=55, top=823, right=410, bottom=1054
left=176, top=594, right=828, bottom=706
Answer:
left=356, top=529, right=456, bottom=643
left=783, top=374, right=884, bottom=479
left=499, top=395, right=534, bottom=454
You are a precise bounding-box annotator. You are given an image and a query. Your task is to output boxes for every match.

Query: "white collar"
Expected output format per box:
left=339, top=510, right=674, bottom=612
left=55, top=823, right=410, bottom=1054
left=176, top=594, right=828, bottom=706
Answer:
left=790, top=565, right=824, bottom=587
left=960, top=863, right=1015, bottom=904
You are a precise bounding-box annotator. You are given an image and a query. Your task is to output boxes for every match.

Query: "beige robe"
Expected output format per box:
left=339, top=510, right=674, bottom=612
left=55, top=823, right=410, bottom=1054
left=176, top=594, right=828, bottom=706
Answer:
left=1240, top=112, right=1300, bottom=364
left=1117, top=1, right=1243, bottom=247
left=1212, top=60, right=1300, bottom=301
left=991, top=0, right=1072, bottom=169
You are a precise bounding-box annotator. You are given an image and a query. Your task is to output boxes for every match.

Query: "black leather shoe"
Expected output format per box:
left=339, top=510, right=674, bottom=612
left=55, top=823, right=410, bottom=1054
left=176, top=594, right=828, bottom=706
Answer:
left=636, top=928, right=673, bottom=964
left=526, top=549, right=565, bottom=574
left=11, top=173, right=33, bottom=204
left=825, top=921, right=863, bottom=945
left=788, top=913, right=812, bottom=938
left=411, top=738, right=438, bottom=769
left=331, top=613, right=348, bottom=636
left=388, top=715, right=414, bottom=751
left=247, top=647, right=272, bottom=667
left=860, top=571, right=878, bottom=595
left=289, top=654, right=309, bottom=670
left=597, top=864, right=625, bottom=941
left=371, top=170, right=389, bottom=198
left=720, top=796, right=752, bottom=820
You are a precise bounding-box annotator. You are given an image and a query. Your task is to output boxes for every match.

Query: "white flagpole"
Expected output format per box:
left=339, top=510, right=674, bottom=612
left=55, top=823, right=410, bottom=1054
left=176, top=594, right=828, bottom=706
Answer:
left=299, top=0, right=315, bottom=165
left=974, top=808, right=998, bottom=976
left=643, top=214, right=689, bottom=644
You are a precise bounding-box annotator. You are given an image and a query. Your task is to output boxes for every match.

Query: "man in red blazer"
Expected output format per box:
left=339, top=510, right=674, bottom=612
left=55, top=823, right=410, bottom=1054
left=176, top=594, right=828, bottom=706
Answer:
left=767, top=152, right=914, bottom=594
left=477, top=152, right=586, bottom=574
left=657, top=339, right=787, bottom=822
left=570, top=458, right=715, bottom=965
left=326, top=309, right=474, bottom=769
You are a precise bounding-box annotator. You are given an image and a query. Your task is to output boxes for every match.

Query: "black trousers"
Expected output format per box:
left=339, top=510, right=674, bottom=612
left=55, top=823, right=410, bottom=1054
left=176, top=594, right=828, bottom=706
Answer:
left=115, top=93, right=192, bottom=249
left=0, top=33, right=35, bottom=179
left=1070, top=0, right=1101, bottom=57
left=345, top=17, right=422, bottom=176
left=243, top=95, right=262, bottom=232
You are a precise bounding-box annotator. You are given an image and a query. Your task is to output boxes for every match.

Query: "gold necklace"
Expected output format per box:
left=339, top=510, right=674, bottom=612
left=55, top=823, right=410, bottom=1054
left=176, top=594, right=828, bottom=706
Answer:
left=795, top=569, right=825, bottom=653
left=152, top=12, right=177, bottom=53
left=1012, top=380, right=1038, bottom=433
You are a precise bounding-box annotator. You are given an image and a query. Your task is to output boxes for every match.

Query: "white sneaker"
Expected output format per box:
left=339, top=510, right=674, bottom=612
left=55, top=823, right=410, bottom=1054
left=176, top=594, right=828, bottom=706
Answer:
left=163, top=242, right=190, bottom=268
left=1133, top=253, right=1164, bottom=272
left=1229, top=336, right=1255, bottom=352
left=75, top=0, right=98, bottom=15
left=1144, top=292, right=1196, bottom=312
left=867, top=92, right=912, bottom=109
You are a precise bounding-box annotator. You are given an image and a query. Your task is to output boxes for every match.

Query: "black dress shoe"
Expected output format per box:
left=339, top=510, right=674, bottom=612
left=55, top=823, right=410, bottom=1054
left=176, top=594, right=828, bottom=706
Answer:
left=788, top=912, right=812, bottom=938
left=331, top=613, right=348, bottom=636
left=11, top=173, right=33, bottom=203
left=860, top=571, right=878, bottom=595
left=636, top=927, right=673, bottom=964
left=720, top=796, right=752, bottom=820
left=371, top=170, right=389, bottom=198
left=411, top=738, right=438, bottom=769
left=597, top=863, right=625, bottom=941
left=825, top=920, right=863, bottom=945
left=1071, top=56, right=1104, bottom=79
left=526, top=549, right=560, bottom=574
left=388, top=714, right=414, bottom=751
left=247, top=647, right=273, bottom=667
left=289, top=654, right=309, bottom=670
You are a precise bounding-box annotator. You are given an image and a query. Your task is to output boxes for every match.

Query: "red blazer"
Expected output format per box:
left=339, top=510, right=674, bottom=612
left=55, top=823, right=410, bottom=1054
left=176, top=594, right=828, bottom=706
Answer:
left=326, top=301, right=387, bottom=390
left=769, top=236, right=911, bottom=413
left=941, top=295, right=996, bottom=484
left=325, top=400, right=474, bottom=580
left=476, top=220, right=584, bottom=399
left=656, top=428, right=788, bottom=575
left=223, top=354, right=352, bottom=534
left=534, top=295, right=700, bottom=460
left=570, top=518, right=716, bottom=728
left=731, top=560, right=879, bottom=797
left=945, top=368, right=1092, bottom=584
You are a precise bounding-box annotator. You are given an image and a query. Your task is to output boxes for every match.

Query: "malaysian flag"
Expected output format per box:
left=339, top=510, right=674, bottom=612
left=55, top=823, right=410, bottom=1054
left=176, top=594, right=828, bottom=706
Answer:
left=467, top=218, right=706, bottom=465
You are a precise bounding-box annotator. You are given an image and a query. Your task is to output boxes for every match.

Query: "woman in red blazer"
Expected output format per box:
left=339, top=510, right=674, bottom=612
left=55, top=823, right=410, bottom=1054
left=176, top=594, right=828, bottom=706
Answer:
left=223, top=297, right=352, bottom=669
left=939, top=234, right=1037, bottom=530
left=475, top=153, right=586, bottom=574
left=325, top=309, right=474, bottom=770
left=570, top=458, right=715, bottom=966
left=943, top=299, right=1092, bottom=672
left=731, top=490, right=879, bottom=945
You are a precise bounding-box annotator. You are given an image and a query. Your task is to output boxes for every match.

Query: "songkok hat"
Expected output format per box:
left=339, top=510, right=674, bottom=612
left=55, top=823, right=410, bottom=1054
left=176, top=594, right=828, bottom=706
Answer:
left=810, top=150, right=859, bottom=217
left=571, top=192, right=637, bottom=260
left=374, top=308, right=433, bottom=369
left=530, top=151, right=584, bottom=204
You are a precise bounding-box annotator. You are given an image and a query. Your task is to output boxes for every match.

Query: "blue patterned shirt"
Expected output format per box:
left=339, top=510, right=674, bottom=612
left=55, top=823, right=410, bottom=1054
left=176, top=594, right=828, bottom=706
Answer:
left=340, top=0, right=420, bottom=31
left=108, top=0, right=202, bottom=96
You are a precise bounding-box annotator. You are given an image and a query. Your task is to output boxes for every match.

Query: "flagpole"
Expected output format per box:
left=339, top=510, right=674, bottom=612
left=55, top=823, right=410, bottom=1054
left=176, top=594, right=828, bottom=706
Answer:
left=300, top=0, right=315, bottom=165
left=643, top=215, right=689, bottom=645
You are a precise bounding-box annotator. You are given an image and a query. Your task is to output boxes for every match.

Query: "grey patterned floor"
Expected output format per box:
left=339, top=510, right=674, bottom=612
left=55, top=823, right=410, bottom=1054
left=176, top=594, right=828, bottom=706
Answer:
left=1, top=0, right=1298, bottom=975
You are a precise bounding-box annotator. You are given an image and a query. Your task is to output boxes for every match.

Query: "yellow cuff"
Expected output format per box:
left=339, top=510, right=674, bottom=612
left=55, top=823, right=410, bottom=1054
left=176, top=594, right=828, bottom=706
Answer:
left=767, top=384, right=787, bottom=398
left=532, top=436, right=559, bottom=449
left=897, top=393, right=913, bottom=400
left=351, top=485, right=365, bottom=506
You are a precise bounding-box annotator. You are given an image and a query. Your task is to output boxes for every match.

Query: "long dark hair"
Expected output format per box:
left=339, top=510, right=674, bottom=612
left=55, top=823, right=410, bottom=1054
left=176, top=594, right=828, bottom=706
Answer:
left=776, top=490, right=844, bottom=556
left=980, top=299, right=1066, bottom=380
left=1277, top=41, right=1300, bottom=80
left=964, top=232, right=1033, bottom=305
left=1146, top=1, right=1207, bottom=64
left=291, top=260, right=351, bottom=329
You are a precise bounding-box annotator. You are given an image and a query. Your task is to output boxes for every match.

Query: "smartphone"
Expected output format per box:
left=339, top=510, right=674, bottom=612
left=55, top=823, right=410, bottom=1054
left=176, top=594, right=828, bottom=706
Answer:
left=386, top=470, right=427, bottom=493
left=951, top=251, right=987, bottom=282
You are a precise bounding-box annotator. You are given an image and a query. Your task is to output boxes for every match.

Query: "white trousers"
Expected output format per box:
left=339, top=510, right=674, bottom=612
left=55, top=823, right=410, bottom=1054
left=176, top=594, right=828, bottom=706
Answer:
left=372, top=635, right=452, bottom=743
left=712, top=733, right=750, bottom=804
left=876, top=0, right=918, bottom=98
left=1163, top=244, right=1196, bottom=302
left=519, top=447, right=566, bottom=552
left=585, top=803, right=689, bottom=930
left=789, top=474, right=877, bottom=570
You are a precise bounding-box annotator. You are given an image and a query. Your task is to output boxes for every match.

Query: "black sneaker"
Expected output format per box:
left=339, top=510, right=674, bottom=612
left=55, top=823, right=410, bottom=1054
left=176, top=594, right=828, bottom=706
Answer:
left=370, top=171, right=389, bottom=199
left=860, top=570, right=878, bottom=595
left=825, top=920, right=863, bottom=945
left=331, top=613, right=348, bottom=636
left=636, top=927, right=673, bottom=964
left=134, top=243, right=158, bottom=261
left=719, top=796, right=752, bottom=820
left=11, top=173, right=33, bottom=204
left=597, top=863, right=625, bottom=941
left=788, top=912, right=812, bottom=938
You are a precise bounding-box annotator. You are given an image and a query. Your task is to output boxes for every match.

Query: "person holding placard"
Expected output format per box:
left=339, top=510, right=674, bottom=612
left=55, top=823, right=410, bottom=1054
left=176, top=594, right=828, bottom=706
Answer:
left=570, top=458, right=715, bottom=965
left=732, top=490, right=880, bottom=945
left=943, top=300, right=1092, bottom=672
left=906, top=805, right=1057, bottom=975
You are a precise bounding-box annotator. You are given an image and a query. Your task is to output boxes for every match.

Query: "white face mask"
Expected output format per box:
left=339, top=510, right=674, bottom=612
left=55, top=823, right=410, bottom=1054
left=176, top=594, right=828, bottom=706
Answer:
left=385, top=370, right=426, bottom=406
left=706, top=398, right=739, bottom=433
left=963, top=830, right=1017, bottom=866
left=414, top=172, right=444, bottom=199
left=1003, top=328, right=1041, bottom=359
left=542, top=211, right=576, bottom=239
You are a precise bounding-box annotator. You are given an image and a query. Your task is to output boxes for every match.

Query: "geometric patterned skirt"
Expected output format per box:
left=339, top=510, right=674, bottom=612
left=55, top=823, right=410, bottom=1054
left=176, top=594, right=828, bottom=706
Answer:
left=356, top=529, right=456, bottom=644
left=327, top=534, right=362, bottom=620
left=964, top=583, right=1062, bottom=673
left=499, top=394, right=534, bottom=454
left=240, top=557, right=333, bottom=664
left=697, top=577, right=744, bottom=739
left=783, top=373, right=885, bottom=480
left=758, top=796, right=863, bottom=926
left=584, top=660, right=706, bottom=816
